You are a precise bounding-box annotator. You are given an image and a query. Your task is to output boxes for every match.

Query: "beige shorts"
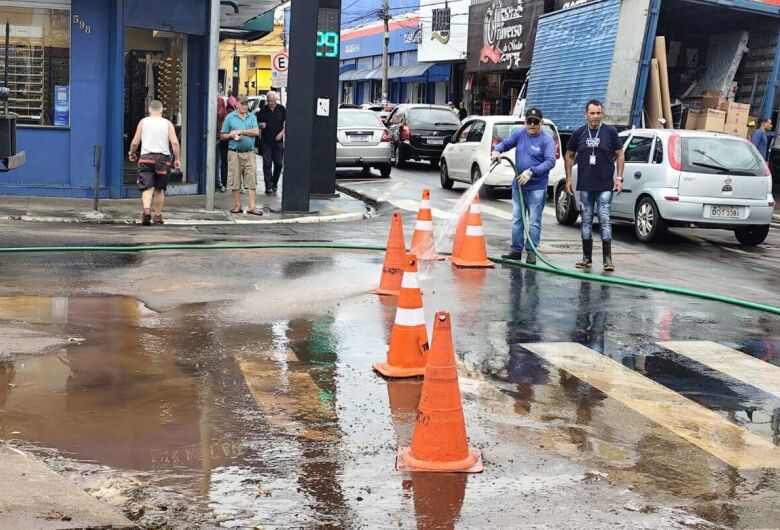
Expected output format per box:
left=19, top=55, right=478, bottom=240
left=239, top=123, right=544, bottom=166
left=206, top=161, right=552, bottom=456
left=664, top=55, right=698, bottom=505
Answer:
left=227, top=150, right=257, bottom=190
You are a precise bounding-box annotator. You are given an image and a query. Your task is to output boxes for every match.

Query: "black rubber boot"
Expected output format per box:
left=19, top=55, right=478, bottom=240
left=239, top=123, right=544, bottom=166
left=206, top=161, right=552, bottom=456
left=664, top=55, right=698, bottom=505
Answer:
left=603, top=240, right=615, bottom=271
left=575, top=239, right=593, bottom=268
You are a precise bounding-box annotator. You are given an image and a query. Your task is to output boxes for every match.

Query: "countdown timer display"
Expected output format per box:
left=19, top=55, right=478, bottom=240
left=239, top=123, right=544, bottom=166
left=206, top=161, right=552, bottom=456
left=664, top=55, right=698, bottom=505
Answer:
left=316, top=7, right=340, bottom=58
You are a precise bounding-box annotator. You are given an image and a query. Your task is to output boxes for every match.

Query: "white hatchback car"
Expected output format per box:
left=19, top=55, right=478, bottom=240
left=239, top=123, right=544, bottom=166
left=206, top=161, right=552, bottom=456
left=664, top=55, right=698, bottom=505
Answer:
left=553, top=129, right=775, bottom=245
left=439, top=115, right=564, bottom=191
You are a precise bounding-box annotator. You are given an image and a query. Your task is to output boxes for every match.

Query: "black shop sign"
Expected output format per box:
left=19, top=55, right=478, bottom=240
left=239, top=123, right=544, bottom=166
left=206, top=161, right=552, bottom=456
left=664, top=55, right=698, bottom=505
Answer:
left=467, top=0, right=544, bottom=72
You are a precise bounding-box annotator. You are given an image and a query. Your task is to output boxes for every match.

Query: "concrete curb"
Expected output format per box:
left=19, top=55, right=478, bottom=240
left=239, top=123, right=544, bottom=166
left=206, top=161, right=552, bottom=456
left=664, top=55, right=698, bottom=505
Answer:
left=0, top=210, right=368, bottom=226
left=335, top=183, right=392, bottom=215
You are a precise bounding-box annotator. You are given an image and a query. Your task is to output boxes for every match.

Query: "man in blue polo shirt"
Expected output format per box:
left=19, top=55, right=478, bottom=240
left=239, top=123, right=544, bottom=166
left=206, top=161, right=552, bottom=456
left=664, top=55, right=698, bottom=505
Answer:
left=221, top=94, right=262, bottom=215
left=491, top=107, right=557, bottom=264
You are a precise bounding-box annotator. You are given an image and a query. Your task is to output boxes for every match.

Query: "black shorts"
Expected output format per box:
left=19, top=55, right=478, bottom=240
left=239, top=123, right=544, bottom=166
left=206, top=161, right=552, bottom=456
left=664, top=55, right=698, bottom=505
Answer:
left=137, top=153, right=171, bottom=191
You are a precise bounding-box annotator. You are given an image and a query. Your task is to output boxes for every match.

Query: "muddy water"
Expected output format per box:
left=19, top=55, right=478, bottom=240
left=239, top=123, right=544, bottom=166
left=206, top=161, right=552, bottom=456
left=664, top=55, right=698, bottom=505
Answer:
left=1, top=254, right=779, bottom=528
left=0, top=293, right=481, bottom=528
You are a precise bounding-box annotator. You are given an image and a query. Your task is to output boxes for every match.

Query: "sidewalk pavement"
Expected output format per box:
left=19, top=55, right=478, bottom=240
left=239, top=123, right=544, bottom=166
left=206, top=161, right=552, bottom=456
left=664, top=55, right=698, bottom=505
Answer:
left=0, top=189, right=371, bottom=225
left=0, top=445, right=133, bottom=529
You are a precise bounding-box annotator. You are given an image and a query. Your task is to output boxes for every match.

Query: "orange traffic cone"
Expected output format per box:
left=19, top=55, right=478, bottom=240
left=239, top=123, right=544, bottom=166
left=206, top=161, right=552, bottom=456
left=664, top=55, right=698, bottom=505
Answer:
left=450, top=206, right=469, bottom=260
left=373, top=255, right=429, bottom=378
left=410, top=189, right=445, bottom=261
left=397, top=311, right=483, bottom=472
left=373, top=211, right=407, bottom=296
left=450, top=195, right=494, bottom=268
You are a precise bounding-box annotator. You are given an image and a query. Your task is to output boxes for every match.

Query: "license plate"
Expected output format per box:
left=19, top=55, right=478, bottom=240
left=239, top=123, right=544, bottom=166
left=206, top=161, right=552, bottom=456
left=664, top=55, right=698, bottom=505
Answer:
left=709, top=205, right=742, bottom=218
left=426, top=138, right=444, bottom=145
left=351, top=135, right=371, bottom=142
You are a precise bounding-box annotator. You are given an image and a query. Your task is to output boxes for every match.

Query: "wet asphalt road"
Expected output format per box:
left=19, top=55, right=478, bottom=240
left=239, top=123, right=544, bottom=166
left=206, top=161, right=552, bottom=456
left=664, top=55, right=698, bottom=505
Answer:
left=0, top=172, right=779, bottom=528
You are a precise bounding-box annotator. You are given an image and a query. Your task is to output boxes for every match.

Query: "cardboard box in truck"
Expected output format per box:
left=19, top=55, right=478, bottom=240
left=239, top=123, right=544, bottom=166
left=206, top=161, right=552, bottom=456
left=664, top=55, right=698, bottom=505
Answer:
left=696, top=109, right=726, bottom=132
left=683, top=109, right=701, bottom=129
left=720, top=102, right=750, bottom=138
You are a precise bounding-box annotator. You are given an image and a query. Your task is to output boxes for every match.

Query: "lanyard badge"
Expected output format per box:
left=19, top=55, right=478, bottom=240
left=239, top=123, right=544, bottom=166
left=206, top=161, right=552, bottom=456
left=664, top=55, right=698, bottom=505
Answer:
left=586, top=125, right=601, bottom=165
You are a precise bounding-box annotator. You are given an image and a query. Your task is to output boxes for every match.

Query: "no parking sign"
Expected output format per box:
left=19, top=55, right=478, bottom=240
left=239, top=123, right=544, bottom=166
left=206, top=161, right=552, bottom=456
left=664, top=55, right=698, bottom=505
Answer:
left=272, top=52, right=289, bottom=88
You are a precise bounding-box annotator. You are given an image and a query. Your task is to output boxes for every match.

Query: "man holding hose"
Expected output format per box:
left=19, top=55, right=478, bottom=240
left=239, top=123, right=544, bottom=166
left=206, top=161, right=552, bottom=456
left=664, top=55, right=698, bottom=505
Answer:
left=491, top=108, right=556, bottom=264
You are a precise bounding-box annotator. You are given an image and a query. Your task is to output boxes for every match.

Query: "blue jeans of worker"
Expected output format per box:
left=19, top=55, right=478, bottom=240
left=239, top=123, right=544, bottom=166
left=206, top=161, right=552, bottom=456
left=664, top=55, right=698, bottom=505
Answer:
left=511, top=186, right=546, bottom=255
left=579, top=190, right=613, bottom=241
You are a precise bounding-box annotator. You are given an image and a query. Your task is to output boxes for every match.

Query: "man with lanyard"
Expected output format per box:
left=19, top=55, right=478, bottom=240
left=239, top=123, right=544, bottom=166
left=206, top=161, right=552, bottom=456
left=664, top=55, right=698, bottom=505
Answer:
left=221, top=94, right=262, bottom=215
left=256, top=90, right=286, bottom=195
left=491, top=108, right=557, bottom=264
left=564, top=99, right=624, bottom=271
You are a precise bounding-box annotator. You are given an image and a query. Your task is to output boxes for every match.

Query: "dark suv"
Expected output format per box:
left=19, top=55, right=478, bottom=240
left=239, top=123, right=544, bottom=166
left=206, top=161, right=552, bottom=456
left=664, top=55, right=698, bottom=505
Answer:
left=386, top=104, right=461, bottom=168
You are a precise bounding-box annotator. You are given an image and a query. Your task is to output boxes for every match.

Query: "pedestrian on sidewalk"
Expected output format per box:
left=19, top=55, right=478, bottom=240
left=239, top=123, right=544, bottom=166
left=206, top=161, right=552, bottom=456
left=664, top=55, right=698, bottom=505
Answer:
left=564, top=99, right=624, bottom=271
left=458, top=101, right=468, bottom=121
left=256, top=90, right=286, bottom=194
left=128, top=100, right=180, bottom=226
left=491, top=107, right=556, bottom=264
left=221, top=94, right=262, bottom=215
left=216, top=96, right=228, bottom=192
left=751, top=117, right=772, bottom=160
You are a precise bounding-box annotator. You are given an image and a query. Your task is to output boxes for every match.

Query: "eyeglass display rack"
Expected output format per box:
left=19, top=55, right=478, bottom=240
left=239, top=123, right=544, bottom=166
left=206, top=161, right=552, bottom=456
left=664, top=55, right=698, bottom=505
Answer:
left=0, top=40, right=45, bottom=124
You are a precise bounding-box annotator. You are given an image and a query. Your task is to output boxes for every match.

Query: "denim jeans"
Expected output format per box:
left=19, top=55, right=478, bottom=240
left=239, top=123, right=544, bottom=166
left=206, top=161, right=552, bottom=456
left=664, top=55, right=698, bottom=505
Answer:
left=579, top=190, right=613, bottom=241
left=511, top=186, right=547, bottom=255
left=261, top=140, right=284, bottom=190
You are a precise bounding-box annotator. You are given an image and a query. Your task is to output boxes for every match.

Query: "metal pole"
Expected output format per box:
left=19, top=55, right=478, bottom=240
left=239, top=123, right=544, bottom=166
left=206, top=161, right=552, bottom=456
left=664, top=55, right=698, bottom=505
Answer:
left=4, top=21, right=9, bottom=114
left=205, top=0, right=220, bottom=210
left=93, top=145, right=102, bottom=211
left=381, top=0, right=389, bottom=102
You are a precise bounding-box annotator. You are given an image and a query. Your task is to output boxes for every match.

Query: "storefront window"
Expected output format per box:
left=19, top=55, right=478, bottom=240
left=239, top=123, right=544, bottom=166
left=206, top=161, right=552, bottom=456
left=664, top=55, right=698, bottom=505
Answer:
left=0, top=2, right=71, bottom=127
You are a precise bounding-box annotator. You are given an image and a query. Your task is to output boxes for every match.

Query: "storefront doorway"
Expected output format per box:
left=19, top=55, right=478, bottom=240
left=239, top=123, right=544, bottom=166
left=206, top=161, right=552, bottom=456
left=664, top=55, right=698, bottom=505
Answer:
left=123, top=27, right=187, bottom=187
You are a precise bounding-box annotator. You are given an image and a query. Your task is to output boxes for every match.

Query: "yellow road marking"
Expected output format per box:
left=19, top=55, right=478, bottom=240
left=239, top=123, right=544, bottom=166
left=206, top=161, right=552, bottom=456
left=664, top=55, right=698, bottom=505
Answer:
left=660, top=341, right=780, bottom=400
left=521, top=342, right=780, bottom=469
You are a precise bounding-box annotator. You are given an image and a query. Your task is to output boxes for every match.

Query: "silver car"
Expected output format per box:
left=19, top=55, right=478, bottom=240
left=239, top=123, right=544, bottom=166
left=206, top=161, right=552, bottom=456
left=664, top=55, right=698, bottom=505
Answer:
left=336, top=109, right=392, bottom=178
left=554, top=129, right=774, bottom=245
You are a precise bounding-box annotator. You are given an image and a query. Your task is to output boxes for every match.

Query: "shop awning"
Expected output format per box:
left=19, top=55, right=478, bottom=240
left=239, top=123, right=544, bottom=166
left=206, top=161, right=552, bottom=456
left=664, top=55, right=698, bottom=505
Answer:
left=388, top=64, right=434, bottom=79
left=220, top=1, right=278, bottom=41
left=340, top=64, right=435, bottom=82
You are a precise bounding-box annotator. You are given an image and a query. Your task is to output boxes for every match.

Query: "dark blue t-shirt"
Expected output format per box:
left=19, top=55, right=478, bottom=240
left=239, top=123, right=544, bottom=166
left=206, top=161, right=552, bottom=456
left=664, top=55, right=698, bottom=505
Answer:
left=567, top=124, right=622, bottom=192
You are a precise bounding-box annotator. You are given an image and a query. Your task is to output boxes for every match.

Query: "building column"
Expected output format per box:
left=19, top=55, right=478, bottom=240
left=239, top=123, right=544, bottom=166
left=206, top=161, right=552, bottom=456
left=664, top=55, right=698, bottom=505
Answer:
left=107, top=0, right=125, bottom=198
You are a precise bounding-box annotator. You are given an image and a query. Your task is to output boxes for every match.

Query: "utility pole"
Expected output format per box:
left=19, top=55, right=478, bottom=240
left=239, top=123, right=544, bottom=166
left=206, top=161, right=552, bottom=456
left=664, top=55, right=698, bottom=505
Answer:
left=381, top=0, right=389, bottom=102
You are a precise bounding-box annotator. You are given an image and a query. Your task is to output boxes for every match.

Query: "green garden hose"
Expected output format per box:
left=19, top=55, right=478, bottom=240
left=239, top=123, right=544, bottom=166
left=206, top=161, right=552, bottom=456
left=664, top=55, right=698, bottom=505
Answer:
left=0, top=202, right=778, bottom=316
left=490, top=156, right=780, bottom=316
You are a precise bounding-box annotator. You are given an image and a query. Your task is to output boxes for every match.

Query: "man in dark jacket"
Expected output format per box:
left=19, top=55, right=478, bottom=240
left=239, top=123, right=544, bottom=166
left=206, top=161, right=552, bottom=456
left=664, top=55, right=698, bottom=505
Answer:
left=256, top=90, right=286, bottom=194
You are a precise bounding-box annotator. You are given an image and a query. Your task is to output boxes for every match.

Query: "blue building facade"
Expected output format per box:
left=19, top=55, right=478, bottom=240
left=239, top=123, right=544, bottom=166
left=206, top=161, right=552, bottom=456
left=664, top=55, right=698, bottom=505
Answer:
left=1, top=0, right=212, bottom=198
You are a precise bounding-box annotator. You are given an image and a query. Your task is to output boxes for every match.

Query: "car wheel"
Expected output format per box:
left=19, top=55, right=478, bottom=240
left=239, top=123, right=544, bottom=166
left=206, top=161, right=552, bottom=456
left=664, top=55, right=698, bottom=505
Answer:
left=734, top=225, right=769, bottom=246
left=634, top=196, right=666, bottom=242
left=471, top=165, right=482, bottom=184
left=393, top=143, right=407, bottom=168
left=555, top=183, right=578, bottom=225
left=440, top=160, right=453, bottom=190
left=378, top=163, right=392, bottom=178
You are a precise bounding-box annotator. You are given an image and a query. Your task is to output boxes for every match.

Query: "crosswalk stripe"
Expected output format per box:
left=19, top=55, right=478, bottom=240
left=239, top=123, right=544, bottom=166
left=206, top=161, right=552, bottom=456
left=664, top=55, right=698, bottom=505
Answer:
left=497, top=199, right=556, bottom=217
left=521, top=342, right=780, bottom=469
left=388, top=199, right=455, bottom=219
left=445, top=199, right=512, bottom=220
left=660, top=341, right=780, bottom=401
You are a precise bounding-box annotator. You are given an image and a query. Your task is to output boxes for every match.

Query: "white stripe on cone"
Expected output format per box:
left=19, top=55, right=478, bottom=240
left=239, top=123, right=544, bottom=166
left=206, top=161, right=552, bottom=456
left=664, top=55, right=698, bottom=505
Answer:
left=395, top=307, right=426, bottom=327
left=421, top=200, right=432, bottom=209
left=465, top=225, right=484, bottom=237
left=401, top=272, right=420, bottom=289
left=470, top=204, right=481, bottom=214
left=414, top=220, right=433, bottom=231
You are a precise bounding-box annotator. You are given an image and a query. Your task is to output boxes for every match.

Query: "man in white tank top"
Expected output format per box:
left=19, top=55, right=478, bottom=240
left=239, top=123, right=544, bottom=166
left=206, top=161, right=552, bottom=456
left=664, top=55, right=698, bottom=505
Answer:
left=128, top=100, right=181, bottom=225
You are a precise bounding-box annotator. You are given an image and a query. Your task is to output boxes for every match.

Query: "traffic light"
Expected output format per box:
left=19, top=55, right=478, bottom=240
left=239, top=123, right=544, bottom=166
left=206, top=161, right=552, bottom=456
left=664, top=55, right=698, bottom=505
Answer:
left=244, top=81, right=249, bottom=89
left=251, top=81, right=256, bottom=88
left=232, top=56, right=239, bottom=76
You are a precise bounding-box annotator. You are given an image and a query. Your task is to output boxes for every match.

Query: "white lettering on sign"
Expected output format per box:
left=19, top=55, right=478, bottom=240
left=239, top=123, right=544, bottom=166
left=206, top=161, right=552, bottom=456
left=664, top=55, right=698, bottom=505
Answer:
left=480, top=0, right=532, bottom=70
left=344, top=43, right=360, bottom=54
